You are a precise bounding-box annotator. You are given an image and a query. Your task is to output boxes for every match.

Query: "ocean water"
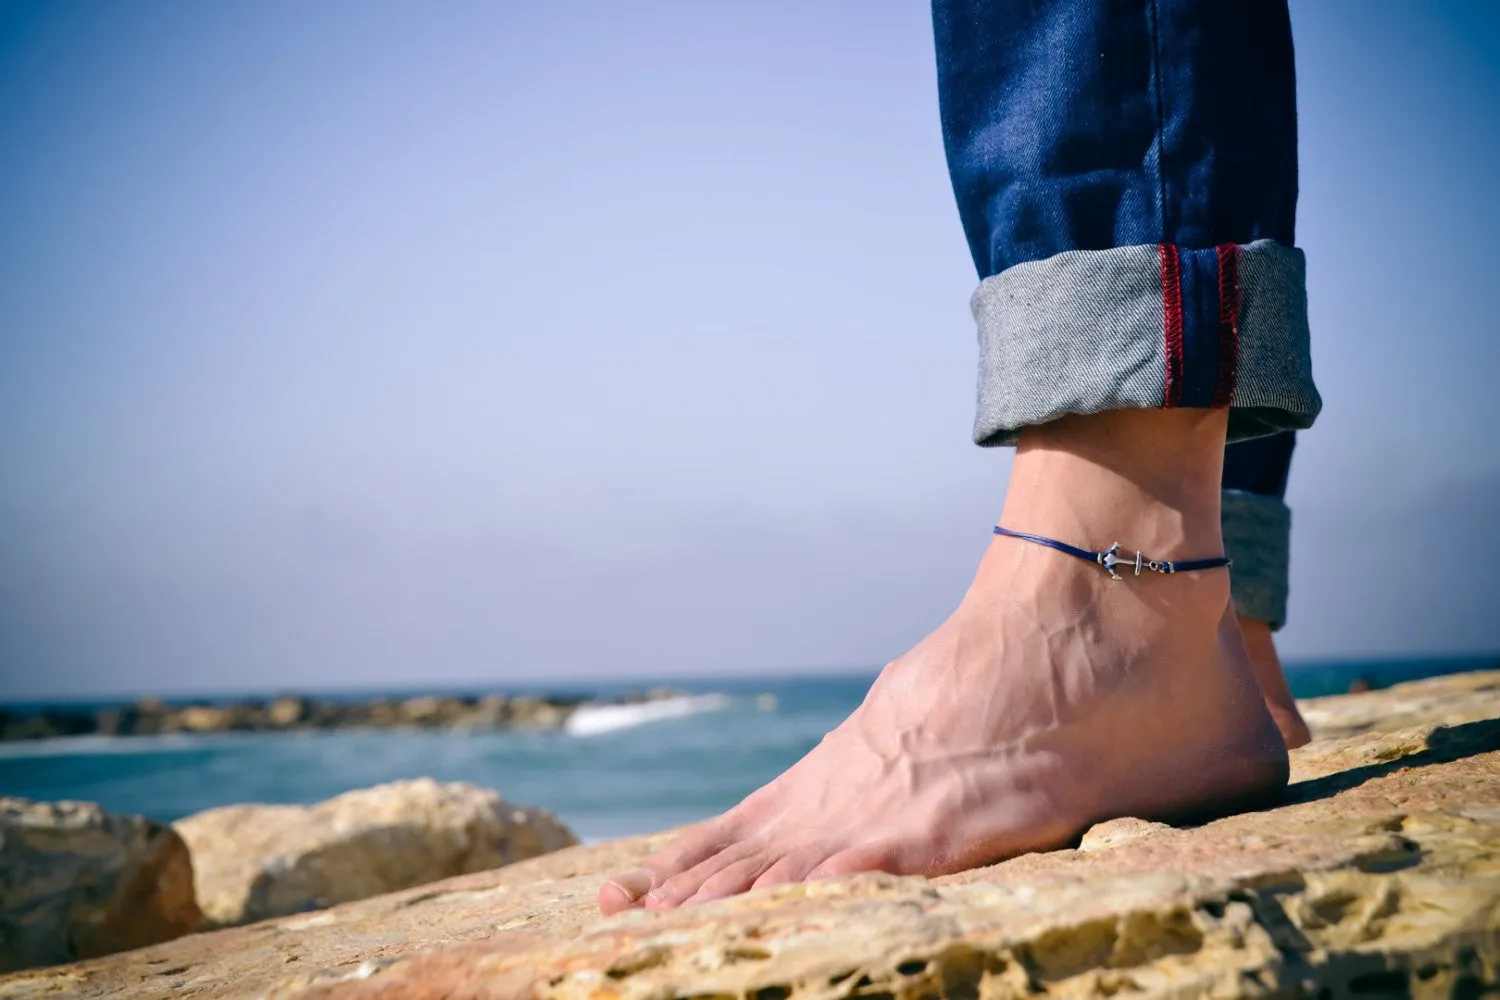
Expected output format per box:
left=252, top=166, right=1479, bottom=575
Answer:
left=0, top=657, right=1493, bottom=842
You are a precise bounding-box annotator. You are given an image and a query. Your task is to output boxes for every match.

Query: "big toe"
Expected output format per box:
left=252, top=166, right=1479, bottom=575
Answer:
left=598, top=868, right=654, bottom=915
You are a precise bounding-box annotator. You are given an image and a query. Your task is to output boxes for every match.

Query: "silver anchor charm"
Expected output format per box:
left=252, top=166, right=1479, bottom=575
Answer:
left=1098, top=542, right=1125, bottom=580
left=1098, top=541, right=1170, bottom=580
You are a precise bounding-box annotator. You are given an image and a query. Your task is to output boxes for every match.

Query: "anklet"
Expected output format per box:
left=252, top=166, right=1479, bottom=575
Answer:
left=992, top=526, right=1232, bottom=581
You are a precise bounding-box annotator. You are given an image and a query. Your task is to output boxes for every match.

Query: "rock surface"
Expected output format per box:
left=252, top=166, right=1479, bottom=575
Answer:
left=1298, top=668, right=1500, bottom=741
left=174, top=779, right=578, bottom=928
left=2, top=670, right=1497, bottom=999
left=0, top=798, right=200, bottom=973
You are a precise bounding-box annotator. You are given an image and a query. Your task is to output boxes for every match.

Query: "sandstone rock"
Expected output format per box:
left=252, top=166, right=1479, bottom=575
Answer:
left=93, top=705, right=141, bottom=736
left=469, top=694, right=510, bottom=728
left=268, top=696, right=310, bottom=728
left=364, top=699, right=399, bottom=727
left=4, top=671, right=1497, bottom=1000
left=173, top=779, right=578, bottom=929
left=1298, top=667, right=1500, bottom=742
left=507, top=696, right=571, bottom=729
left=0, top=798, right=200, bottom=973
left=0, top=709, right=94, bottom=742
left=395, top=696, right=448, bottom=726
left=122, top=698, right=169, bottom=736
left=177, top=705, right=232, bottom=733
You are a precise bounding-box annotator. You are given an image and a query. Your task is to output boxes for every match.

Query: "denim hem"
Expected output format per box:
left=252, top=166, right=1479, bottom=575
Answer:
left=969, top=239, right=1321, bottom=446
left=1222, top=489, right=1291, bottom=630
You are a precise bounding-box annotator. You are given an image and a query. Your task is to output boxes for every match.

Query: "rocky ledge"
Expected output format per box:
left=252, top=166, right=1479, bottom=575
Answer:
left=2, top=670, right=1496, bottom=1000
left=0, top=687, right=695, bottom=742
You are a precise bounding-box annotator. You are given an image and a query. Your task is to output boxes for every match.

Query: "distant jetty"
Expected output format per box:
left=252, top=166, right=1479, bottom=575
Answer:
left=0, top=688, right=700, bottom=742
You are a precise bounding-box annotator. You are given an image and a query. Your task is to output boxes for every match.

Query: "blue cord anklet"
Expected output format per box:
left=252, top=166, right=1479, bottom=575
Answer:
left=993, top=526, right=1232, bottom=581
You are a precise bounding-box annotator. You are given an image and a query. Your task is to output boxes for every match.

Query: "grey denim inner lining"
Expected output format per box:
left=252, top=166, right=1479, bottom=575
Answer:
left=1221, top=489, right=1292, bottom=630
left=970, top=239, right=1321, bottom=447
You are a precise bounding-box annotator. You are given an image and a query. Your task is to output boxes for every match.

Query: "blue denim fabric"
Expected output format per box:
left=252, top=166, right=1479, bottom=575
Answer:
left=932, top=0, right=1305, bottom=622
left=1223, top=430, right=1295, bottom=498
left=933, top=0, right=1298, bottom=276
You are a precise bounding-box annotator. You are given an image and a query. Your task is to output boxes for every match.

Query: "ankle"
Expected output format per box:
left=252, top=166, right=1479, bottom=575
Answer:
left=1002, top=409, right=1227, bottom=560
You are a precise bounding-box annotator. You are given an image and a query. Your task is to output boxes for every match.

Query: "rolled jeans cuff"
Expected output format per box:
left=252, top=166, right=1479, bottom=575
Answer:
left=970, top=239, right=1321, bottom=446
left=1221, top=489, right=1291, bottom=630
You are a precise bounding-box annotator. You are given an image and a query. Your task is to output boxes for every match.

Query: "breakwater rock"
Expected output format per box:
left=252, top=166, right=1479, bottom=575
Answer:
left=176, top=779, right=577, bottom=929
left=0, top=798, right=199, bottom=973
left=0, top=781, right=579, bottom=974
left=4, top=670, right=1496, bottom=1000
left=0, top=688, right=689, bottom=742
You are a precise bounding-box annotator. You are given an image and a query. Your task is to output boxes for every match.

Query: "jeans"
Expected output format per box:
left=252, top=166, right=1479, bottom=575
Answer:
left=932, top=0, right=1319, bottom=628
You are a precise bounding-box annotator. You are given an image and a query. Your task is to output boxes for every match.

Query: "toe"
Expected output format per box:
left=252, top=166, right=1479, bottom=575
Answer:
left=683, top=853, right=779, bottom=905
left=642, top=816, right=737, bottom=880
left=807, top=842, right=905, bottom=880
left=749, top=846, right=828, bottom=890
left=647, top=840, right=761, bottom=909
left=598, top=868, right=654, bottom=915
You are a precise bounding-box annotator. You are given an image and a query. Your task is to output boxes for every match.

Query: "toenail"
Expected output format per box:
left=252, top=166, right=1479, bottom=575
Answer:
left=648, top=883, right=688, bottom=907
left=605, top=869, right=655, bottom=904
left=599, top=883, right=629, bottom=913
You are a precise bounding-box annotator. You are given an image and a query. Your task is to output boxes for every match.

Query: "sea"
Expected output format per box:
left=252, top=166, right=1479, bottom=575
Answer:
left=1, top=655, right=1494, bottom=844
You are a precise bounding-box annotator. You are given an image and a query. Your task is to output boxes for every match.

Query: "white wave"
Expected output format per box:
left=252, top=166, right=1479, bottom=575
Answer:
left=0, top=732, right=210, bottom=760
left=564, top=693, right=732, bottom=737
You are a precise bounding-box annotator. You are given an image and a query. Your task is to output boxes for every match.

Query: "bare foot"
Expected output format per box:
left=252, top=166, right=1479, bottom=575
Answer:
left=600, top=409, right=1288, bottom=914
left=1240, top=616, right=1311, bottom=749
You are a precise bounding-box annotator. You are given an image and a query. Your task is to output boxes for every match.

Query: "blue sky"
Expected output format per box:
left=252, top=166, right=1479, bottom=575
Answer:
left=1, top=0, right=1497, bottom=699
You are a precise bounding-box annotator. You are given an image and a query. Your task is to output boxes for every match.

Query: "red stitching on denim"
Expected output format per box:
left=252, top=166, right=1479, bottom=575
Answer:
left=1213, top=243, right=1240, bottom=408
left=1159, top=243, right=1183, bottom=407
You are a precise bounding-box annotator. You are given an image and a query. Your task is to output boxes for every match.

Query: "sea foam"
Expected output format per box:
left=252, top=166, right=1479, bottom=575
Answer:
left=564, top=693, right=731, bottom=737
left=0, top=732, right=209, bottom=760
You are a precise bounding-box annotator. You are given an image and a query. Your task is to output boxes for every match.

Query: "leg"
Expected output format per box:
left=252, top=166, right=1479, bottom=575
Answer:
left=600, top=0, right=1320, bottom=914
left=1224, top=432, right=1310, bottom=747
